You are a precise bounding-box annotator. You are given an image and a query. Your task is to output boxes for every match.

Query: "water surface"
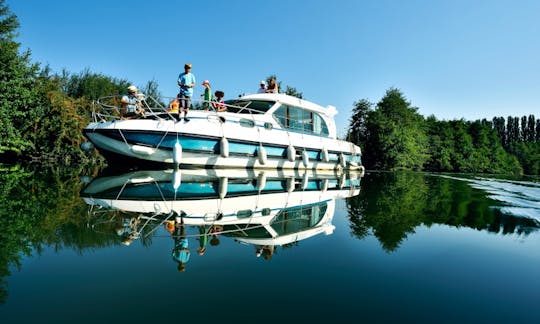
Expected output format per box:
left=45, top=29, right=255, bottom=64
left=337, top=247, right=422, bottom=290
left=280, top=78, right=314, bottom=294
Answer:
left=0, top=168, right=538, bottom=323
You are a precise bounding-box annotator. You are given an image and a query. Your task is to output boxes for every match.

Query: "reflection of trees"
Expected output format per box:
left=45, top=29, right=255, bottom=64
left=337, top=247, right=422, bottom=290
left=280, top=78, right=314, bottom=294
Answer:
left=347, top=172, right=428, bottom=251
left=0, top=167, right=118, bottom=304
left=346, top=171, right=540, bottom=252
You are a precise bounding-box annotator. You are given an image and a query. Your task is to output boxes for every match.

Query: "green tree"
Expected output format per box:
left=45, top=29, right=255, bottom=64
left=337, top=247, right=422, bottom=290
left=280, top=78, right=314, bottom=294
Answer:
left=527, top=115, right=535, bottom=142
left=425, top=116, right=454, bottom=171
left=521, top=115, right=528, bottom=143
left=514, top=117, right=520, bottom=142
left=492, top=116, right=506, bottom=147
left=363, top=88, right=428, bottom=170
left=536, top=119, right=540, bottom=142
left=0, top=0, right=39, bottom=158
left=284, top=85, right=303, bottom=99
left=60, top=68, right=130, bottom=100
left=346, top=99, right=372, bottom=147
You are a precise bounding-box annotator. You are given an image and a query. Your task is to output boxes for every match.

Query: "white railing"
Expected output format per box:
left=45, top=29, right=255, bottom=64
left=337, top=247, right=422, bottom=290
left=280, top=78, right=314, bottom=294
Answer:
left=91, top=95, right=267, bottom=123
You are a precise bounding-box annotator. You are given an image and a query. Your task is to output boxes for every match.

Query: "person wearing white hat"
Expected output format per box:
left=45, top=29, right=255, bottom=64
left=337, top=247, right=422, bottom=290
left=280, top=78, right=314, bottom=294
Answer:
left=120, top=85, right=145, bottom=119
left=257, top=80, right=266, bottom=93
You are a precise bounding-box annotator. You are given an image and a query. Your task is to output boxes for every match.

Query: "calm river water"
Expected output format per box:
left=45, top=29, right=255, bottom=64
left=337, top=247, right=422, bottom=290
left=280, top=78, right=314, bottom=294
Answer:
left=0, top=167, right=539, bottom=323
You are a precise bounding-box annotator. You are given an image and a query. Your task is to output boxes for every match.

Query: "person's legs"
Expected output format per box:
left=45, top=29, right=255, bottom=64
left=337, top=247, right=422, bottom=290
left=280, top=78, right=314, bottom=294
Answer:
left=178, top=94, right=187, bottom=121
left=183, top=96, right=191, bottom=121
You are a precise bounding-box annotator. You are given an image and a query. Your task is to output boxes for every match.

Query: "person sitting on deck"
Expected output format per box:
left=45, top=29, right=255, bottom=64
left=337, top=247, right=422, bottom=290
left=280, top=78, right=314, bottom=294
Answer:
left=266, top=77, right=278, bottom=93
left=167, top=97, right=180, bottom=114
left=213, top=90, right=226, bottom=112
left=257, top=80, right=266, bottom=93
left=120, top=85, right=145, bottom=119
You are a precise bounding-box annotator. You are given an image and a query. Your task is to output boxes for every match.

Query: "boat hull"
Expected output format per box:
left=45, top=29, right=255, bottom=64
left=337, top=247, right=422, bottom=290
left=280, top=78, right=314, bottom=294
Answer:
left=83, top=112, right=364, bottom=171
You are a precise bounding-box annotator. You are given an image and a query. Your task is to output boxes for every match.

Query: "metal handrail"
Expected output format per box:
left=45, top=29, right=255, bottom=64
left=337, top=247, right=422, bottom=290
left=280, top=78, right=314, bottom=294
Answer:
left=91, top=95, right=270, bottom=123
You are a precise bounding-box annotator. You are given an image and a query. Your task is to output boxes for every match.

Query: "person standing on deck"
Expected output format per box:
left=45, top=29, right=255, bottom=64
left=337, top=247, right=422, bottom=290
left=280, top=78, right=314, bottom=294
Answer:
left=201, top=80, right=212, bottom=110
left=172, top=218, right=190, bottom=272
left=177, top=63, right=196, bottom=122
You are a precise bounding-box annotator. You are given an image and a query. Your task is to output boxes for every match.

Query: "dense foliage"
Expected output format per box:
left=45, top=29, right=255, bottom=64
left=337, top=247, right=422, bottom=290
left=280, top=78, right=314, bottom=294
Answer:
left=0, top=1, right=155, bottom=165
left=348, top=88, right=539, bottom=175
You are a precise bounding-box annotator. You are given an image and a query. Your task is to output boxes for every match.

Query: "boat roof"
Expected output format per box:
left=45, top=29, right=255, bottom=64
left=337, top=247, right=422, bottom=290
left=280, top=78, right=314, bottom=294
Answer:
left=238, top=93, right=338, bottom=117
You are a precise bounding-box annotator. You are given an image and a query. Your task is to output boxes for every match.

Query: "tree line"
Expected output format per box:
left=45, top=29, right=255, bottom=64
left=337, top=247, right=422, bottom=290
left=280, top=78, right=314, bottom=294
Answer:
left=347, top=88, right=540, bottom=175
left=0, top=1, right=157, bottom=165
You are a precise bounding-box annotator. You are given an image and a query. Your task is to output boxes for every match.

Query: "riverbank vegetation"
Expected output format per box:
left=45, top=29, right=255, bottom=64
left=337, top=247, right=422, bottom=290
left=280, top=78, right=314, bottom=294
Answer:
left=347, top=88, right=540, bottom=175
left=0, top=1, right=155, bottom=166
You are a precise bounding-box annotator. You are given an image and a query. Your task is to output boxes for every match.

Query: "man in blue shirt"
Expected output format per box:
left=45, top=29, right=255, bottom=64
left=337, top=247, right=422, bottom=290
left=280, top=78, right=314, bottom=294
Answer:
left=172, top=221, right=190, bottom=272
left=177, top=63, right=196, bottom=122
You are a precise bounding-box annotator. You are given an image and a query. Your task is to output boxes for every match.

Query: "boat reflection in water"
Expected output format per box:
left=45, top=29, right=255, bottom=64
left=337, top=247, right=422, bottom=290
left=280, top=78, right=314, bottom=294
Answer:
left=81, top=168, right=362, bottom=265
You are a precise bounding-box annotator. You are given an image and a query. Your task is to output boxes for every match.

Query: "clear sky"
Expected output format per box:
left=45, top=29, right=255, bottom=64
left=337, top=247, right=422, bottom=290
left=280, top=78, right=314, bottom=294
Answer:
left=7, top=0, right=540, bottom=137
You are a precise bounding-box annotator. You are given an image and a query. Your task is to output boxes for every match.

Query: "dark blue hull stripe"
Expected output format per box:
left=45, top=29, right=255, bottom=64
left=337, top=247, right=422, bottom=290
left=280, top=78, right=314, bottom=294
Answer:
left=84, top=129, right=361, bottom=163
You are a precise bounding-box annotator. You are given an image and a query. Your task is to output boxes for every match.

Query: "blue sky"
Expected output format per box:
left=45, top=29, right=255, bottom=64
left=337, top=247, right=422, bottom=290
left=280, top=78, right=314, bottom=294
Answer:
left=7, top=0, right=540, bottom=137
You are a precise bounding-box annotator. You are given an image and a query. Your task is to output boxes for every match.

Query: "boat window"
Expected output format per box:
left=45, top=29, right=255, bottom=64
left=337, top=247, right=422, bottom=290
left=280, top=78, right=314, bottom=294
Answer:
left=313, top=113, right=329, bottom=136
left=288, top=106, right=304, bottom=132
left=272, top=105, right=329, bottom=136
left=270, top=203, right=328, bottom=236
left=224, top=100, right=275, bottom=114
left=302, top=110, right=313, bottom=133
left=274, top=105, right=288, bottom=127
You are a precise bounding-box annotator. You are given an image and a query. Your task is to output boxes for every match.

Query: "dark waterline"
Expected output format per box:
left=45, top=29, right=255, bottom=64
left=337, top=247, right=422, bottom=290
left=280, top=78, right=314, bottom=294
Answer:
left=0, top=169, right=539, bottom=323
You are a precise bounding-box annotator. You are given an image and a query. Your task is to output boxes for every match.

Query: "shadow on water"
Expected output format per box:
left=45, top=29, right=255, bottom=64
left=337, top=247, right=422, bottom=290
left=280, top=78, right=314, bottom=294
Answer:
left=346, top=171, right=540, bottom=252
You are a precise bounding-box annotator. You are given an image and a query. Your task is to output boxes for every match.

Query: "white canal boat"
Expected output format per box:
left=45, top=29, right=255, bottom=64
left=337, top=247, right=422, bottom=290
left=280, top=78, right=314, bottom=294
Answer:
left=83, top=93, right=364, bottom=170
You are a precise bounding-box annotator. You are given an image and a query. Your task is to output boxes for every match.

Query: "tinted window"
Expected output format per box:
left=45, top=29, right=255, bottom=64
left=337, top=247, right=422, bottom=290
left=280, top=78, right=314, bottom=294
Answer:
left=288, top=106, right=303, bottom=131
left=224, top=100, right=275, bottom=114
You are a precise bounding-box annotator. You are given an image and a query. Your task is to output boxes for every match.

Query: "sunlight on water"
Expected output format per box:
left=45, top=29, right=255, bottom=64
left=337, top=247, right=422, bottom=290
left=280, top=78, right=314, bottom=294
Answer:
left=440, top=175, right=540, bottom=223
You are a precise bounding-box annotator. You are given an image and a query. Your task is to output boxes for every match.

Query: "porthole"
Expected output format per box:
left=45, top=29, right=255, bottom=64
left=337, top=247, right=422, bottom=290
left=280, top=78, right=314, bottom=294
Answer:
left=237, top=209, right=253, bottom=218
left=240, top=119, right=255, bottom=128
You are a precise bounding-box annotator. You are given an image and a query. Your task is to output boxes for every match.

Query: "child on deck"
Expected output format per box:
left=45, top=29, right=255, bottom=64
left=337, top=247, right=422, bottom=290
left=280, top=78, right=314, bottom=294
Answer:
left=213, top=90, right=226, bottom=112
left=202, top=80, right=212, bottom=110
left=167, top=98, right=180, bottom=114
